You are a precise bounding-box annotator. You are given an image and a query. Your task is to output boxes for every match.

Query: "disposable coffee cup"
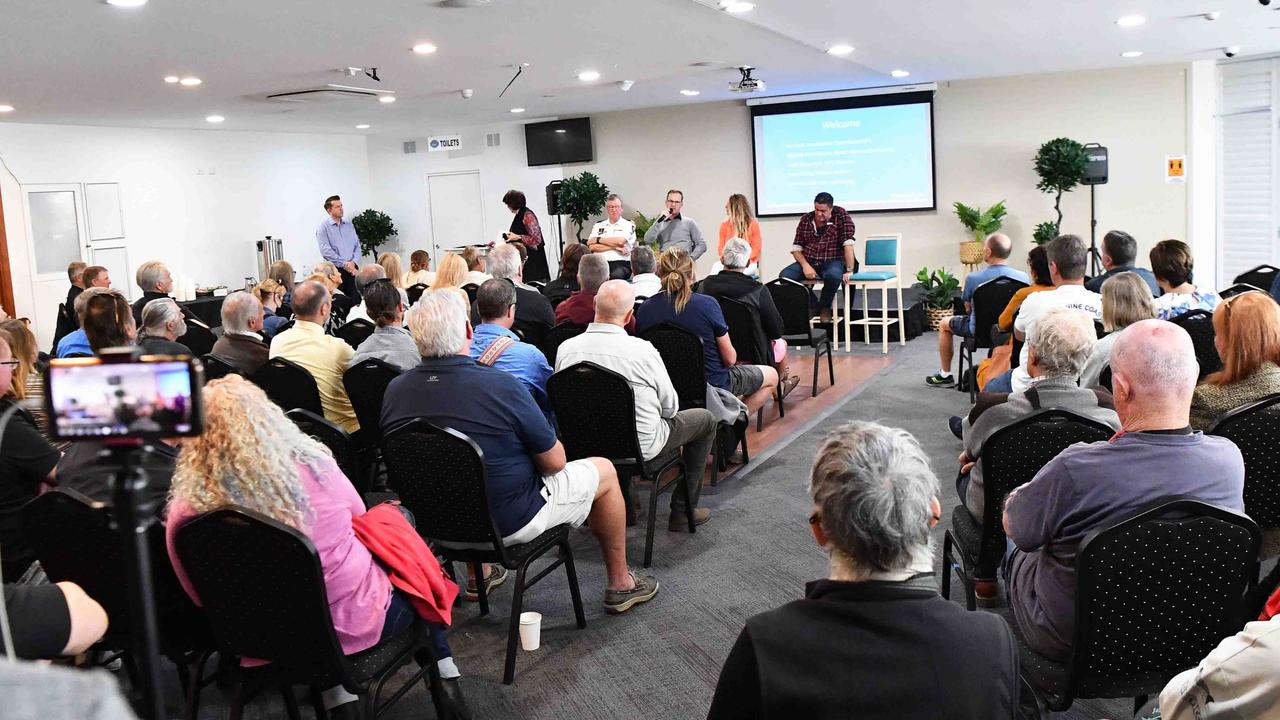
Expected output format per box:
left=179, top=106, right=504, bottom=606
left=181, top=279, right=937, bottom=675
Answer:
left=518, top=612, right=542, bottom=651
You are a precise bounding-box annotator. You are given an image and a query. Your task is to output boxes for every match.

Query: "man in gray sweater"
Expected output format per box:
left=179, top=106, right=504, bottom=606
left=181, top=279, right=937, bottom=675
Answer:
left=643, top=189, right=706, bottom=260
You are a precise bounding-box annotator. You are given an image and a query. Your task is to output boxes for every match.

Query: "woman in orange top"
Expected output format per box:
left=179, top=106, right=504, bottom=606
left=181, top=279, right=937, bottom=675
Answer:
left=977, top=245, right=1054, bottom=389
left=716, top=194, right=762, bottom=277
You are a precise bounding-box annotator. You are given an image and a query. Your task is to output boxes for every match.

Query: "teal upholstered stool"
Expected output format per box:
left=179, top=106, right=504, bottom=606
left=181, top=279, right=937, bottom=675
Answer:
left=844, top=234, right=906, bottom=354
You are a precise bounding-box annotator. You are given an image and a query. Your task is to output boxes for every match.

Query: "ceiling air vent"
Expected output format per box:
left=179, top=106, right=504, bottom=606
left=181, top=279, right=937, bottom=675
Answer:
left=266, top=84, right=390, bottom=103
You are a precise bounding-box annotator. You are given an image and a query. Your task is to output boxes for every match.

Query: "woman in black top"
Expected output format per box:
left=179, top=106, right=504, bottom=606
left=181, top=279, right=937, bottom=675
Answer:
left=503, top=189, right=550, bottom=283
left=540, top=242, right=586, bottom=309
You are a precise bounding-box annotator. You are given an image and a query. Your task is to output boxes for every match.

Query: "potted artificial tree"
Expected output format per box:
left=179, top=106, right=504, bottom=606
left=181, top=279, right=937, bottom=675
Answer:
left=1032, top=138, right=1088, bottom=241
left=351, top=209, right=397, bottom=259
left=953, top=200, right=1007, bottom=266
left=915, top=267, right=961, bottom=331
left=557, top=171, right=610, bottom=242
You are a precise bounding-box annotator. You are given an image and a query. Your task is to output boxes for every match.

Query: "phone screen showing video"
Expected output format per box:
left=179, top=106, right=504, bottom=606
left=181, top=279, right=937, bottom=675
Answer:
left=46, top=358, right=203, bottom=440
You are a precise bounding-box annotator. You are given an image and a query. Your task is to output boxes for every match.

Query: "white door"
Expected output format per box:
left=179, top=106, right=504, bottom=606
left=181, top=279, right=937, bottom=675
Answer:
left=23, top=184, right=90, bottom=349
left=84, top=182, right=132, bottom=301
left=426, top=171, right=486, bottom=259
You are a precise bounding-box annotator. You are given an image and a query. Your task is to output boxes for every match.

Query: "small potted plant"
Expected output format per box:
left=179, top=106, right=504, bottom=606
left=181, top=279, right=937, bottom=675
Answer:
left=916, top=267, right=961, bottom=330
left=953, top=200, right=1006, bottom=266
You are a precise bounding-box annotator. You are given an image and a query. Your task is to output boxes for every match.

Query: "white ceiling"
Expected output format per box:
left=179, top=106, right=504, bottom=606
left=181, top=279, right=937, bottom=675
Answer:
left=0, top=0, right=1277, bottom=136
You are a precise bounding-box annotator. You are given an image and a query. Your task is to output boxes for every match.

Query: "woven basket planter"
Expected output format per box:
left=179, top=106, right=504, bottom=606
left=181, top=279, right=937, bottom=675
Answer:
left=925, top=306, right=952, bottom=331
left=959, top=241, right=984, bottom=265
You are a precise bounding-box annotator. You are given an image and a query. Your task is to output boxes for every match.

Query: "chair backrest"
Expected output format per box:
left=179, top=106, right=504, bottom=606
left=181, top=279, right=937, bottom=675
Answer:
left=716, top=296, right=770, bottom=365
left=334, top=318, right=376, bottom=350
left=1097, top=365, right=1113, bottom=392
left=201, top=353, right=240, bottom=382
left=862, top=234, right=901, bottom=273
left=174, top=507, right=353, bottom=689
left=640, top=322, right=707, bottom=410
left=286, top=409, right=362, bottom=490
left=51, top=302, right=77, bottom=355
left=406, top=283, right=428, bottom=306
left=273, top=319, right=296, bottom=337
left=461, top=283, right=480, bottom=306
left=1218, top=283, right=1266, bottom=300
left=251, top=357, right=323, bottom=415
left=1167, top=309, right=1222, bottom=379
left=512, top=317, right=549, bottom=350
left=381, top=419, right=506, bottom=553
left=970, top=277, right=1028, bottom=351
left=765, top=278, right=814, bottom=338
left=1063, top=498, right=1259, bottom=703
left=1207, top=393, right=1280, bottom=527
left=1233, top=264, right=1279, bottom=291
left=539, top=321, right=587, bottom=366
left=343, top=358, right=402, bottom=444
left=548, top=362, right=643, bottom=465
left=178, top=322, right=217, bottom=357
left=276, top=303, right=294, bottom=320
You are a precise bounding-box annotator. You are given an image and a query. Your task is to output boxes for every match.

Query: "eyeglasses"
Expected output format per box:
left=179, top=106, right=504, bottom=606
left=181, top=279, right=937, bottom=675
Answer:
left=0, top=360, right=19, bottom=369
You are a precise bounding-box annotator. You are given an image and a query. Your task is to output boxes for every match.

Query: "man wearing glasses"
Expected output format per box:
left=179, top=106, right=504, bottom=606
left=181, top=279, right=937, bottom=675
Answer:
left=644, top=189, right=707, bottom=261
left=468, top=279, right=553, bottom=419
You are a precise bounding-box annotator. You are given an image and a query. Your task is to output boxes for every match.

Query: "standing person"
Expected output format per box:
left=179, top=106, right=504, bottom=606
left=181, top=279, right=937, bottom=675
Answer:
left=502, top=190, right=550, bottom=283
left=644, top=190, right=706, bottom=261
left=778, top=192, right=858, bottom=323
left=714, top=194, right=762, bottom=278
left=316, top=195, right=361, bottom=298
left=587, top=194, right=637, bottom=280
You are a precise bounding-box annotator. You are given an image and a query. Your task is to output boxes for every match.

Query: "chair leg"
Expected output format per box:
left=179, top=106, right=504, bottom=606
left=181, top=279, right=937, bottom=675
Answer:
left=881, top=283, right=889, bottom=354
left=775, top=382, right=784, bottom=419
left=502, top=561, right=533, bottom=685
left=755, top=407, right=762, bottom=433
left=228, top=680, right=246, bottom=720
left=739, top=426, right=750, bottom=464
left=308, top=686, right=330, bottom=720
left=644, top=469, right=661, bottom=568
left=843, top=281, right=852, bottom=352
left=896, top=284, right=906, bottom=346
left=281, top=684, right=303, bottom=720
left=941, top=533, right=953, bottom=600
left=826, top=340, right=835, bottom=386
left=182, top=650, right=213, bottom=720
left=472, top=560, right=489, bottom=616
left=810, top=343, right=820, bottom=397
left=561, top=541, right=587, bottom=629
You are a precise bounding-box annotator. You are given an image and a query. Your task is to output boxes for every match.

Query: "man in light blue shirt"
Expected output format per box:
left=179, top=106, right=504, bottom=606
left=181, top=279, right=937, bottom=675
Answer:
left=926, top=233, right=1029, bottom=387
left=469, top=279, right=553, bottom=417
left=315, top=195, right=361, bottom=298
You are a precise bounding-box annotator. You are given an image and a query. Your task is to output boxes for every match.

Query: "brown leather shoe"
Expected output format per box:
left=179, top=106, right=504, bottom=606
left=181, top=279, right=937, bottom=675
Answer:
left=974, top=578, right=1003, bottom=608
left=668, top=507, right=711, bottom=531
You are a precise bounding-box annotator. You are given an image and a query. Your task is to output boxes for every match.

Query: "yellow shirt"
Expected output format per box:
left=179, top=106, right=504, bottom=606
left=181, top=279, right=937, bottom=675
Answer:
left=268, top=320, right=359, bottom=432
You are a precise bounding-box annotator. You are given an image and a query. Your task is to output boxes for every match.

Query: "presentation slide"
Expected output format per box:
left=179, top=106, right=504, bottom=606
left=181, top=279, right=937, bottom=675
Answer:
left=753, top=100, right=935, bottom=216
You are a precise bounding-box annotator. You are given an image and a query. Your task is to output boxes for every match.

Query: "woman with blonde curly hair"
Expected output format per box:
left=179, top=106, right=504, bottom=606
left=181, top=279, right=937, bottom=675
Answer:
left=164, top=375, right=468, bottom=715
left=432, top=252, right=468, bottom=290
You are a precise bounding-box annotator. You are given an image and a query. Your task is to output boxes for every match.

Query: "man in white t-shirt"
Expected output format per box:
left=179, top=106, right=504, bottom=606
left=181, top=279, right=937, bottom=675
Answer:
left=987, top=234, right=1102, bottom=394
left=587, top=193, right=637, bottom=281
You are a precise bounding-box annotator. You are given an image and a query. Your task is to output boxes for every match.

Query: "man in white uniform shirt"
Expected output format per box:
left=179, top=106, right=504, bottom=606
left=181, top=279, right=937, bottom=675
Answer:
left=587, top=194, right=637, bottom=280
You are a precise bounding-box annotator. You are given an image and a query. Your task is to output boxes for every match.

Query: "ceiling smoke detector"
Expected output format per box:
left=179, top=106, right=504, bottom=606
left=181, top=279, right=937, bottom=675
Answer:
left=728, top=66, right=766, bottom=93
left=436, top=0, right=491, bottom=6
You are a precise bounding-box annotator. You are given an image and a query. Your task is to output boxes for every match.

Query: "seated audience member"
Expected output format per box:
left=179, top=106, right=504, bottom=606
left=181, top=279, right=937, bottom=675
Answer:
left=1079, top=273, right=1156, bottom=388
left=377, top=252, right=406, bottom=290
left=166, top=376, right=468, bottom=716
left=925, top=233, right=1029, bottom=388
left=712, top=193, right=762, bottom=278
left=211, top=291, right=270, bottom=375
left=1, top=582, right=107, bottom=659
left=403, top=249, right=434, bottom=288
left=630, top=246, right=661, bottom=299
left=267, top=260, right=295, bottom=307
left=0, top=334, right=61, bottom=582
left=708, top=422, right=1018, bottom=719
left=350, top=278, right=420, bottom=372
left=1150, top=239, right=1220, bottom=320
left=65, top=261, right=86, bottom=316
left=268, top=281, right=360, bottom=433
left=1084, top=230, right=1160, bottom=296
left=137, top=298, right=193, bottom=355
left=81, top=265, right=111, bottom=290
left=469, top=279, right=553, bottom=414
left=131, top=260, right=176, bottom=326
left=1003, top=319, right=1245, bottom=662
left=701, top=238, right=800, bottom=396
left=83, top=290, right=137, bottom=354
left=432, top=252, right=468, bottom=291
left=471, top=244, right=555, bottom=334
left=957, top=308, right=1118, bottom=546
left=557, top=254, right=635, bottom=333
left=0, top=320, right=52, bottom=439
left=460, top=247, right=491, bottom=287
left=987, top=234, right=1102, bottom=394
left=342, top=264, right=387, bottom=325
left=56, top=287, right=111, bottom=358
left=314, top=261, right=347, bottom=297
left=383, top=290, right=659, bottom=613
left=1190, top=291, right=1280, bottom=430
left=637, top=249, right=779, bottom=414
left=556, top=280, right=716, bottom=529
left=977, top=246, right=1054, bottom=390
left=1159, top=614, right=1280, bottom=720
left=253, top=279, right=289, bottom=338
left=541, top=243, right=586, bottom=307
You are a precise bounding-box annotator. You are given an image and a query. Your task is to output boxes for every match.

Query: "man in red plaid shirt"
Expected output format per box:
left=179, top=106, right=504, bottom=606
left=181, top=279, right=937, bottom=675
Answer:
left=779, top=192, right=859, bottom=322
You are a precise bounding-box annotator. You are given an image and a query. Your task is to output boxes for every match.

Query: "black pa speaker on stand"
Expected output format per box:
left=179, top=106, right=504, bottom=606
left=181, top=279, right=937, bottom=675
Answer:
left=1082, top=144, right=1108, bottom=277
left=545, top=180, right=566, bottom=255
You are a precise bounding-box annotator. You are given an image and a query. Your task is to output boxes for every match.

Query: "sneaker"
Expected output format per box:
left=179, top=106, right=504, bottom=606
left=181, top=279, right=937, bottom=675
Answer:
left=948, top=415, right=964, bottom=440
left=604, top=571, right=660, bottom=614
left=974, top=578, right=1003, bottom=608
left=465, top=565, right=509, bottom=601
left=668, top=507, right=711, bottom=531
left=925, top=373, right=956, bottom=388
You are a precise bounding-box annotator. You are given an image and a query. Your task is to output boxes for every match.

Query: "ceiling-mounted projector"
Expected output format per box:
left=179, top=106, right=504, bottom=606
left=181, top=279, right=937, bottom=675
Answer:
left=729, top=66, right=766, bottom=93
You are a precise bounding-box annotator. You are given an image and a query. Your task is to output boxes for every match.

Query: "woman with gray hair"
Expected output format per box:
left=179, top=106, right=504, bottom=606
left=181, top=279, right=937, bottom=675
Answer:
left=137, top=298, right=192, bottom=356
left=709, top=421, right=1018, bottom=719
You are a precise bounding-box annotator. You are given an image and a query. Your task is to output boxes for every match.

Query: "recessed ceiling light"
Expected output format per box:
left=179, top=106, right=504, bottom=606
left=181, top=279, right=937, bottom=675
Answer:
left=104, top=0, right=148, bottom=7
left=412, top=42, right=438, bottom=54
left=164, top=76, right=180, bottom=84
left=1121, top=50, right=1144, bottom=58
left=577, top=70, right=600, bottom=82
left=555, top=129, right=567, bottom=134
left=510, top=107, right=526, bottom=113
left=827, top=44, right=855, bottom=56
left=179, top=77, right=202, bottom=87
left=721, top=1, right=754, bottom=12
left=1116, top=14, right=1146, bottom=28
left=355, top=124, right=371, bottom=129
left=680, top=89, right=700, bottom=96
left=0, top=105, right=14, bottom=114
left=378, top=95, right=396, bottom=104
left=205, top=115, right=225, bottom=124
left=890, top=69, right=911, bottom=78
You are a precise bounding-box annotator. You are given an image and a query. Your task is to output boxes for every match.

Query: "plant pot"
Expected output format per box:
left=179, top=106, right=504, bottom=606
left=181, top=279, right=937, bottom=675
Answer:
left=959, top=240, right=984, bottom=265
left=925, top=306, right=952, bottom=331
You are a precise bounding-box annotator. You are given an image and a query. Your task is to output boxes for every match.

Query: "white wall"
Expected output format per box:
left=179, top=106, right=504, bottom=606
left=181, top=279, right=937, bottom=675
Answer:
left=0, top=123, right=370, bottom=346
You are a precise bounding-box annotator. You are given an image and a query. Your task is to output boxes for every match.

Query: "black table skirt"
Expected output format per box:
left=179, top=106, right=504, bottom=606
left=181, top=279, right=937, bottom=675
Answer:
left=180, top=296, right=225, bottom=328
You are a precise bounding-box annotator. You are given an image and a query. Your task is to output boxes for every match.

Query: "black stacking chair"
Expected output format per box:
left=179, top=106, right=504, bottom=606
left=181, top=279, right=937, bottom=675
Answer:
left=287, top=409, right=364, bottom=492
left=717, top=296, right=782, bottom=430
left=767, top=278, right=834, bottom=397
left=549, top=362, right=695, bottom=568
left=51, top=302, right=77, bottom=356
left=1014, top=498, right=1259, bottom=716
left=406, top=283, right=428, bottom=306
left=641, top=322, right=748, bottom=484
left=539, top=321, right=587, bottom=366
left=1093, top=318, right=1107, bottom=339
left=174, top=507, right=446, bottom=718
left=251, top=357, right=323, bottom=415
left=272, top=319, right=295, bottom=338
left=24, top=490, right=216, bottom=719
left=1218, top=283, right=1266, bottom=300
left=177, top=322, right=217, bottom=357
left=200, top=354, right=239, bottom=382
left=942, top=410, right=1114, bottom=610
left=275, top=303, right=293, bottom=320
left=1167, top=309, right=1222, bottom=379
left=381, top=420, right=585, bottom=684
left=461, top=283, right=480, bottom=306
left=344, top=359, right=402, bottom=445
left=1097, top=365, right=1113, bottom=392
left=1208, top=393, right=1280, bottom=530
left=329, top=292, right=357, bottom=324
left=512, top=317, right=549, bottom=350
left=1233, top=264, right=1280, bottom=292
left=335, top=318, right=376, bottom=350
left=958, top=277, right=1027, bottom=401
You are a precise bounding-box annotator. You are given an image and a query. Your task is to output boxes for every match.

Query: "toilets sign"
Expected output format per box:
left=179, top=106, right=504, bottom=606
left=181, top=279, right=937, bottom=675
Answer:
left=427, top=134, right=462, bottom=152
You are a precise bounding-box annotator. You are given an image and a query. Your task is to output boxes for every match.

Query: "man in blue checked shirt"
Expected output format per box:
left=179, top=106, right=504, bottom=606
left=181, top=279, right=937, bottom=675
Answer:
left=316, top=195, right=361, bottom=298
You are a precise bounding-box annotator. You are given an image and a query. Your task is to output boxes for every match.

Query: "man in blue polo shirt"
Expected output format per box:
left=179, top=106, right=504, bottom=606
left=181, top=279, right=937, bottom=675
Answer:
left=381, top=289, right=660, bottom=615
left=926, top=233, right=1029, bottom=388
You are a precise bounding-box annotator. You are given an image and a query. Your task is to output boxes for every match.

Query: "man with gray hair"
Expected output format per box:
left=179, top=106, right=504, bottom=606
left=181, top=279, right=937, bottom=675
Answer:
left=1002, top=319, right=1245, bottom=662
left=211, top=291, right=269, bottom=374
left=470, top=243, right=555, bottom=337
left=557, top=280, right=718, bottom=530
left=709, top=422, right=1018, bottom=717
left=588, top=193, right=637, bottom=279
left=469, top=278, right=554, bottom=416
left=383, top=289, right=661, bottom=614
left=137, top=298, right=192, bottom=356
left=555, top=254, right=635, bottom=333
left=630, top=246, right=661, bottom=299
left=341, top=263, right=388, bottom=325
left=269, top=280, right=360, bottom=432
